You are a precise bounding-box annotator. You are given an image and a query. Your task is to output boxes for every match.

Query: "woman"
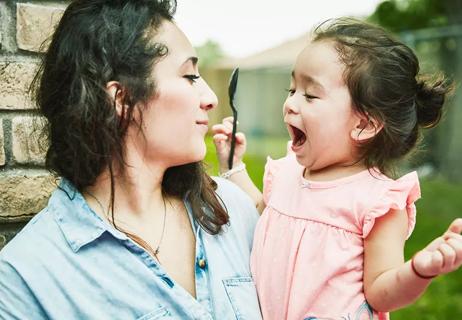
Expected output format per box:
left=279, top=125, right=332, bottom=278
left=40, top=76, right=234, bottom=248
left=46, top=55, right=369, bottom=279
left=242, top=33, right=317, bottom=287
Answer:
left=0, top=1, right=261, bottom=319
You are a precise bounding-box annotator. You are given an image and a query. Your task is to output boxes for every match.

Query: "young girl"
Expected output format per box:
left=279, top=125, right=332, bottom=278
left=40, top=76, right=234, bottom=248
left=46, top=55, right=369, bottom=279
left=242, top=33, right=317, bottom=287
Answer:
left=213, top=19, right=462, bottom=320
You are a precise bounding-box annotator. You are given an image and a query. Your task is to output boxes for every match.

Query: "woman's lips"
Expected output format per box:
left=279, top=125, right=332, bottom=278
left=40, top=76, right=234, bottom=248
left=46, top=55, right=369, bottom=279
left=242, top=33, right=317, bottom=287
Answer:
left=196, top=120, right=209, bottom=133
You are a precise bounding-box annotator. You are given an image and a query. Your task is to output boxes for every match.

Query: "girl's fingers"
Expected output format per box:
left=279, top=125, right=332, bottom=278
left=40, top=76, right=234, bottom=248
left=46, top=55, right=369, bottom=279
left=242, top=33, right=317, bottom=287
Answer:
left=219, top=117, right=234, bottom=131
left=213, top=132, right=245, bottom=144
left=223, top=120, right=234, bottom=132
left=213, top=118, right=240, bottom=137
left=444, top=231, right=462, bottom=239
left=213, top=133, right=229, bottom=143
left=445, top=236, right=462, bottom=268
left=222, top=116, right=234, bottom=124
left=429, top=250, right=444, bottom=272
left=211, top=124, right=231, bottom=135
left=213, top=134, right=230, bottom=155
left=447, top=218, right=462, bottom=234
left=425, top=237, right=446, bottom=252
left=235, top=132, right=246, bottom=144
left=414, top=250, right=439, bottom=277
left=437, top=242, right=457, bottom=272
left=444, top=232, right=462, bottom=245
left=416, top=230, right=462, bottom=276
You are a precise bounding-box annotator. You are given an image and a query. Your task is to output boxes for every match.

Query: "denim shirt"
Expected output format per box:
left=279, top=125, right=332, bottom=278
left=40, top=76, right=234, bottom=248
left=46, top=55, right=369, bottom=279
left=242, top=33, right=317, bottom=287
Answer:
left=0, top=178, right=262, bottom=320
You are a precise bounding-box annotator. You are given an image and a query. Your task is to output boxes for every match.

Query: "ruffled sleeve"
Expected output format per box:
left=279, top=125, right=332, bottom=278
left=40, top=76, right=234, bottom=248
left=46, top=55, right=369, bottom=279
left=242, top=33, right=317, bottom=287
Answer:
left=262, top=141, right=294, bottom=205
left=362, top=171, right=421, bottom=239
left=262, top=157, right=281, bottom=205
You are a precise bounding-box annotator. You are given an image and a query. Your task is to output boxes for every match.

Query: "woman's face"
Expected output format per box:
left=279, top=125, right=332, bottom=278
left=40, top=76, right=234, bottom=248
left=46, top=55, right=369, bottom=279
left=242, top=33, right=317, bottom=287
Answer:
left=129, top=21, right=218, bottom=168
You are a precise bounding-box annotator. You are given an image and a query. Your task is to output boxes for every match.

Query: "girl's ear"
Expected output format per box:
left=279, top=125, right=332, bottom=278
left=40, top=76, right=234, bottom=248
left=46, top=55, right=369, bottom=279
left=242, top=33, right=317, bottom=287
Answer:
left=106, top=81, right=126, bottom=117
left=350, top=114, right=383, bottom=142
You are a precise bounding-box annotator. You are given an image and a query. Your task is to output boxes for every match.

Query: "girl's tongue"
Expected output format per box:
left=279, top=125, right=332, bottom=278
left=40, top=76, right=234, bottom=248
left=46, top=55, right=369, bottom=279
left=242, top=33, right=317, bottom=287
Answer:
left=292, top=126, right=306, bottom=147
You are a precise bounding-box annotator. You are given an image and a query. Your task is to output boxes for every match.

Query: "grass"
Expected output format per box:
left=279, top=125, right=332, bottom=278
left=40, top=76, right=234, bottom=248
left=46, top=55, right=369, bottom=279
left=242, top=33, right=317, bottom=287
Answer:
left=204, top=136, right=462, bottom=318
left=394, top=179, right=462, bottom=318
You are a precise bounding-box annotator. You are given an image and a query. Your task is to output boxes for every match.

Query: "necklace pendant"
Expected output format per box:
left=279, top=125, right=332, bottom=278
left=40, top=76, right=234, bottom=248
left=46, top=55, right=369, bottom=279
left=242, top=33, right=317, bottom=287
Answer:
left=154, top=247, right=160, bottom=256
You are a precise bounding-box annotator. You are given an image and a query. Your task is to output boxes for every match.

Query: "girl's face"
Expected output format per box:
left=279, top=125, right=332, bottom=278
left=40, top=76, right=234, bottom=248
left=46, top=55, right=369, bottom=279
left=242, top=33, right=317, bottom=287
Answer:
left=284, top=40, right=362, bottom=172
left=128, top=21, right=217, bottom=168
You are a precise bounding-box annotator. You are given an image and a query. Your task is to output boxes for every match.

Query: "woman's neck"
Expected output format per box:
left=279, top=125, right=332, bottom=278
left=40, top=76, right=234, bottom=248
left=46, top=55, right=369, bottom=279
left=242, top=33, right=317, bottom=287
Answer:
left=83, top=160, right=168, bottom=225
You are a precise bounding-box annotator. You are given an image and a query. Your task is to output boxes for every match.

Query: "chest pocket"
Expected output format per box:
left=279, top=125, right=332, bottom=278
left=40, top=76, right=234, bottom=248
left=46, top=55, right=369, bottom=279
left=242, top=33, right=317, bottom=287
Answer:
left=137, top=305, right=172, bottom=320
left=223, top=276, right=262, bottom=320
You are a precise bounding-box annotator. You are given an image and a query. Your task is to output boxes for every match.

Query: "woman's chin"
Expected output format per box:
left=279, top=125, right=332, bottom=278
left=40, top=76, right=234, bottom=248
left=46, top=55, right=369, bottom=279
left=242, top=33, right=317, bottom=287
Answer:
left=194, top=144, right=207, bottom=162
left=182, top=143, right=207, bottom=164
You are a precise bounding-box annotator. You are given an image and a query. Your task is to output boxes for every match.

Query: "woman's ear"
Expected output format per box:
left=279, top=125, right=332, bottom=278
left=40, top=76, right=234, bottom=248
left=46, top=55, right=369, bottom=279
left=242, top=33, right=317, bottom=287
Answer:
left=350, top=114, right=383, bottom=142
left=106, top=81, right=126, bottom=117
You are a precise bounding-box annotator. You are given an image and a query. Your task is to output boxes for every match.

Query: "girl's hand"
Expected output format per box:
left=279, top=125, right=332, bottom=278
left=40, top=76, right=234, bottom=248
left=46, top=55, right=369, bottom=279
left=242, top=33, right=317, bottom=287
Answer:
left=211, top=117, right=247, bottom=173
left=412, top=218, right=462, bottom=278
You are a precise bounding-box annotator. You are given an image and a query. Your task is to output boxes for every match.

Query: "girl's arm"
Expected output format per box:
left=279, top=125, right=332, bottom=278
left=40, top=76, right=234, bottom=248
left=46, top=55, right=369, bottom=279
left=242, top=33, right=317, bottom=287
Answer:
left=364, top=213, right=462, bottom=312
left=212, top=117, right=265, bottom=213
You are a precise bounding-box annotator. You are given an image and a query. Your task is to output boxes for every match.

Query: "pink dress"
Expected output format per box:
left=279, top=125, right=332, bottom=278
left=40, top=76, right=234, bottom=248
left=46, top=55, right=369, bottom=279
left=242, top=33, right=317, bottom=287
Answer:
left=250, top=154, right=420, bottom=320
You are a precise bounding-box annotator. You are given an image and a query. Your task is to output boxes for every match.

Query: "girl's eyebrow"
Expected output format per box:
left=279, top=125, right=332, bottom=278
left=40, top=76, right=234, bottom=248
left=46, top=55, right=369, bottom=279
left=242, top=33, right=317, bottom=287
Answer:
left=291, top=70, right=325, bottom=93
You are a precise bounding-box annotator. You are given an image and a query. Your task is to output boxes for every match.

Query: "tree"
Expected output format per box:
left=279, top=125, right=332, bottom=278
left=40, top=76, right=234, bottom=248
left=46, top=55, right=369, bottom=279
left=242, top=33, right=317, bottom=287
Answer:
left=368, top=0, right=461, bottom=31
left=194, top=40, right=224, bottom=68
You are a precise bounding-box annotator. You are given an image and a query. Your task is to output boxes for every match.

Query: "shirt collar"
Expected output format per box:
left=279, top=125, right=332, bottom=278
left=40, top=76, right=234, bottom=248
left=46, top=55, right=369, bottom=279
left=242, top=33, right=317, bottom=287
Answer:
left=51, top=179, right=127, bottom=252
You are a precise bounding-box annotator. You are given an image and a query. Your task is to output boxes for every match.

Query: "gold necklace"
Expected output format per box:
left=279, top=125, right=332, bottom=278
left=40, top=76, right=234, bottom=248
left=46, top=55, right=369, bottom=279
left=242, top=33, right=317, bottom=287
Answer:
left=84, top=191, right=167, bottom=261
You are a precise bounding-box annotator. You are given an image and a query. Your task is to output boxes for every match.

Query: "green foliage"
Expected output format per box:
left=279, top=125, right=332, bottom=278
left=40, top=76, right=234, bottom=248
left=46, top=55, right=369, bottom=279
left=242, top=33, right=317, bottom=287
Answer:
left=194, top=40, right=224, bottom=68
left=368, top=0, right=449, bottom=32
left=204, top=136, right=462, bottom=318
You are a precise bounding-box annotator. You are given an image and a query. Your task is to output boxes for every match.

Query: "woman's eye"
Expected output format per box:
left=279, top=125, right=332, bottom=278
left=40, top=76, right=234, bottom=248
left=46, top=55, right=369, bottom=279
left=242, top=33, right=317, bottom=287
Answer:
left=285, top=88, right=295, bottom=96
left=184, top=74, right=200, bottom=83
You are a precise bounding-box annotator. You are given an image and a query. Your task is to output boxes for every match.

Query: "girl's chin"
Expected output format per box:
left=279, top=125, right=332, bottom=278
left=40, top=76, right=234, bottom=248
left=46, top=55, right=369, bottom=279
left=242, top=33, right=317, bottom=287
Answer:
left=293, top=150, right=313, bottom=168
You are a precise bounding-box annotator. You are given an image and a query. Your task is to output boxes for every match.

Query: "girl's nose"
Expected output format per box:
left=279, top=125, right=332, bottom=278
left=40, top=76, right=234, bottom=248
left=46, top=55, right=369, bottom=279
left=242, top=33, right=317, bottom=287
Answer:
left=283, top=96, right=300, bottom=115
left=200, top=80, right=218, bottom=111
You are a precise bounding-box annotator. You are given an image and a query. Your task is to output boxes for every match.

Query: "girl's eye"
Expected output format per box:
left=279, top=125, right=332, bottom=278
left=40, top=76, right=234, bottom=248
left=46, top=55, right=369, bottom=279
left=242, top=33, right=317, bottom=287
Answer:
left=285, top=88, right=295, bottom=96
left=184, top=74, right=200, bottom=83
left=303, top=93, right=318, bottom=101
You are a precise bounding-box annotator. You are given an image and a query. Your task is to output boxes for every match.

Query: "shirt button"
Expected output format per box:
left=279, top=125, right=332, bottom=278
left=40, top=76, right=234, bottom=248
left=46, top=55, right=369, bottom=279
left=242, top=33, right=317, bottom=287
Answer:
left=198, top=259, right=206, bottom=269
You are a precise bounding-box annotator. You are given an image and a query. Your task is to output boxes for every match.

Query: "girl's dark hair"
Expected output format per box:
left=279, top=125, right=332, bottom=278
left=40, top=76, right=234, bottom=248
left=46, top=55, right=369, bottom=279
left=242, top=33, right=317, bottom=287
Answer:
left=32, top=0, right=228, bottom=234
left=313, top=18, right=452, bottom=175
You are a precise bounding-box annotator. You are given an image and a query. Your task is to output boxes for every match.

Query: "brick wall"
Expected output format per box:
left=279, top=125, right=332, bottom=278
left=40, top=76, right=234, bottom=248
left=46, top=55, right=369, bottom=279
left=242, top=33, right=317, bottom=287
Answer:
left=0, top=1, right=68, bottom=249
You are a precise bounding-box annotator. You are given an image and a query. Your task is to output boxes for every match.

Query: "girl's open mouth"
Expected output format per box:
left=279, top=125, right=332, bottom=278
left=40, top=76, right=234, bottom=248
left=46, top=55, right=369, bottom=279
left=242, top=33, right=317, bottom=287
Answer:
left=290, top=125, right=306, bottom=147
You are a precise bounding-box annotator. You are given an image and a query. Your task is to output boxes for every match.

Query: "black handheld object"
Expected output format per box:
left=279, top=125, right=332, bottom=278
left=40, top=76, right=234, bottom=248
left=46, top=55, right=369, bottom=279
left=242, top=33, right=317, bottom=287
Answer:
left=227, top=68, right=239, bottom=169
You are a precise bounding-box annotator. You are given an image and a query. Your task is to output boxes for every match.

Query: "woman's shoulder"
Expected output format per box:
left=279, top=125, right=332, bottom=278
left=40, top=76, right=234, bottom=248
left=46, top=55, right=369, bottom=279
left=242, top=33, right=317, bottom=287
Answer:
left=212, top=177, right=259, bottom=234
left=0, top=206, right=57, bottom=263
left=0, top=185, right=80, bottom=266
left=213, top=177, right=256, bottom=208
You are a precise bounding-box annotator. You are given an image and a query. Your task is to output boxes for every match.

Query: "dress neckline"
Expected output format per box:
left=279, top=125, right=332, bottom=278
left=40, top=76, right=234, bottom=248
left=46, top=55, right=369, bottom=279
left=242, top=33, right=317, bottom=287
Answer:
left=300, top=168, right=379, bottom=189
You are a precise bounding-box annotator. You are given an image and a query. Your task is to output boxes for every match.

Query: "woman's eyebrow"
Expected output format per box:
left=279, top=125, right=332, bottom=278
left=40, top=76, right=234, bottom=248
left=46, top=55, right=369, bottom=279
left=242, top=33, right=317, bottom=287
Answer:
left=183, top=56, right=198, bottom=66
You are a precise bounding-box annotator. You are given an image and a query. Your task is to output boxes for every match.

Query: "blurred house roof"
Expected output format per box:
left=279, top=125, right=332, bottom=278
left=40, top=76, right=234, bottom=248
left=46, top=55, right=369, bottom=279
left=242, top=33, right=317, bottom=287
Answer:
left=217, top=32, right=310, bottom=69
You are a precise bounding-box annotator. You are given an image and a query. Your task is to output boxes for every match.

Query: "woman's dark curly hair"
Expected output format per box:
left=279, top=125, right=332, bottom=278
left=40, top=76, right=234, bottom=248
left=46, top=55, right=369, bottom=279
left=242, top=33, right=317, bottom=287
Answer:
left=32, top=0, right=228, bottom=234
left=313, top=18, right=452, bottom=176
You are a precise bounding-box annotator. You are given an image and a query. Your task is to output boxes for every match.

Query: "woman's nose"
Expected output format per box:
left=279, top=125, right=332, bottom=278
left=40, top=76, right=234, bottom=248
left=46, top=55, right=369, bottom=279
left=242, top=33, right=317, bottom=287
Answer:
left=200, top=80, right=218, bottom=111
